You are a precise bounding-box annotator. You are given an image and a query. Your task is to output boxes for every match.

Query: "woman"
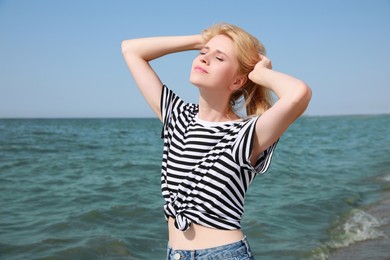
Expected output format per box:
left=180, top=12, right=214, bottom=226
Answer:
left=122, top=23, right=311, bottom=260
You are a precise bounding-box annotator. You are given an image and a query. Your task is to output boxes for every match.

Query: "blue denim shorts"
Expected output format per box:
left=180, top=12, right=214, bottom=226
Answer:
left=166, top=236, right=254, bottom=260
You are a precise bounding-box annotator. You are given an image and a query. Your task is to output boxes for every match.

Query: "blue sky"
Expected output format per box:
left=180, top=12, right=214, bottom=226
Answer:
left=0, top=0, right=389, bottom=118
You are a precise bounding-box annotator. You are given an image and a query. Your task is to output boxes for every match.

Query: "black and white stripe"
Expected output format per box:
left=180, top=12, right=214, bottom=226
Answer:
left=160, top=85, right=277, bottom=231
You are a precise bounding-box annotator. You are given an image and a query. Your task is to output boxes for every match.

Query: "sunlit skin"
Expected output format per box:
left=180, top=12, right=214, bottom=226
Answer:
left=190, top=35, right=247, bottom=122
left=190, top=35, right=240, bottom=91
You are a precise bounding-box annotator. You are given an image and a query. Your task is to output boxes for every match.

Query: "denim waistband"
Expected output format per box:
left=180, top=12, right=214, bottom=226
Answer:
left=166, top=236, right=254, bottom=260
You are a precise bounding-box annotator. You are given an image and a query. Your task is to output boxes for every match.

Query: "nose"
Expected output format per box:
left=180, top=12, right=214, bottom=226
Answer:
left=199, top=53, right=209, bottom=65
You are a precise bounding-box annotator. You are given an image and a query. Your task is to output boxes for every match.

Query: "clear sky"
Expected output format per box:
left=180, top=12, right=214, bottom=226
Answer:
left=0, top=0, right=389, bottom=118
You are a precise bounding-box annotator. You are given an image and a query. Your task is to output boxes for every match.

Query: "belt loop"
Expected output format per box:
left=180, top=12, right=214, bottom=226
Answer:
left=166, top=246, right=172, bottom=260
left=242, top=236, right=252, bottom=257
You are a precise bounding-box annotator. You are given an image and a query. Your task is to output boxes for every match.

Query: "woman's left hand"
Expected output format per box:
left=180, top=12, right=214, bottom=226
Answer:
left=248, top=55, right=272, bottom=84
left=257, top=55, right=272, bottom=70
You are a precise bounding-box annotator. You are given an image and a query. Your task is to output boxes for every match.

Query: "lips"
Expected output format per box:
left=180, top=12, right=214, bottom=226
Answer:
left=194, top=65, right=208, bottom=73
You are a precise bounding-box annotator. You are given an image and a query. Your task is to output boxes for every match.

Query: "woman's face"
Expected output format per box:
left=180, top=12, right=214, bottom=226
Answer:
left=190, top=34, right=240, bottom=92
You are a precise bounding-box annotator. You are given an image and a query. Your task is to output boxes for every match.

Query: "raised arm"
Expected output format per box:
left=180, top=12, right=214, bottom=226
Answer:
left=121, top=35, right=204, bottom=120
left=249, top=56, right=312, bottom=165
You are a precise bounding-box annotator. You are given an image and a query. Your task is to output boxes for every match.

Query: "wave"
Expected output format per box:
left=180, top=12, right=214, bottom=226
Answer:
left=328, top=209, right=387, bottom=248
left=305, top=204, right=389, bottom=259
left=382, top=174, right=390, bottom=182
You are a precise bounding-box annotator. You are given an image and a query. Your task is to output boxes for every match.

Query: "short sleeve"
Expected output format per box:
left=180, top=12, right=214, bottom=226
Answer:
left=255, top=139, right=278, bottom=174
left=160, top=85, right=184, bottom=138
left=232, top=117, right=278, bottom=174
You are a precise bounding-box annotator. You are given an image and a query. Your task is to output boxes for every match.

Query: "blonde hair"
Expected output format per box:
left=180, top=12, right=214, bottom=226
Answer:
left=201, top=23, right=273, bottom=116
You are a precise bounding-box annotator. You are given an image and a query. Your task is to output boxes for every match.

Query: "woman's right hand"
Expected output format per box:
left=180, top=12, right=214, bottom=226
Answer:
left=121, top=35, right=203, bottom=120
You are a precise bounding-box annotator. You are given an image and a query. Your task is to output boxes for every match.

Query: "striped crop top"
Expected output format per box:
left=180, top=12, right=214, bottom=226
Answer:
left=160, top=85, right=278, bottom=231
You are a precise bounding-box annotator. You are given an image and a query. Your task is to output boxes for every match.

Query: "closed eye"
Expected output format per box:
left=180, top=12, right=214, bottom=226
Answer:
left=199, top=50, right=224, bottom=61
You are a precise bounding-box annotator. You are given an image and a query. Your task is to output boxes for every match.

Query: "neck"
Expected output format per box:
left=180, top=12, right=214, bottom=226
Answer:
left=197, top=88, right=238, bottom=122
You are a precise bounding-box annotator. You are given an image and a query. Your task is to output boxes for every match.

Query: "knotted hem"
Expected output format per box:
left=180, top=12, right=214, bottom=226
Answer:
left=164, top=203, right=192, bottom=232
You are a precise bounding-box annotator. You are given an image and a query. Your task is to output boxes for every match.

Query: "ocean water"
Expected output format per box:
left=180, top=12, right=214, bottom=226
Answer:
left=0, top=115, right=389, bottom=260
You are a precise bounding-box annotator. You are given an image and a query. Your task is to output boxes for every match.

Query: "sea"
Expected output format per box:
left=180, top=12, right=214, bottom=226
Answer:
left=0, top=115, right=389, bottom=260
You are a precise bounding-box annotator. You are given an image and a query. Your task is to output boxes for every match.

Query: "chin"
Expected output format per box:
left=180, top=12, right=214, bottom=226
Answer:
left=190, top=75, right=209, bottom=88
left=190, top=80, right=207, bottom=90
left=189, top=76, right=202, bottom=87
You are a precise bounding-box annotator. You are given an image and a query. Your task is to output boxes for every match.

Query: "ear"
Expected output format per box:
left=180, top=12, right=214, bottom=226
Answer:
left=230, top=75, right=247, bottom=91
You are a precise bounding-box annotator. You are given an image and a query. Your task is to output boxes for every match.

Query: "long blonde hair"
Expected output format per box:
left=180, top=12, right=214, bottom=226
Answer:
left=201, top=23, right=273, bottom=116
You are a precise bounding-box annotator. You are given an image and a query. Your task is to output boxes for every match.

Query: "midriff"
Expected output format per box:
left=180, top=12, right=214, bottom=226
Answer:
left=168, top=217, right=244, bottom=250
